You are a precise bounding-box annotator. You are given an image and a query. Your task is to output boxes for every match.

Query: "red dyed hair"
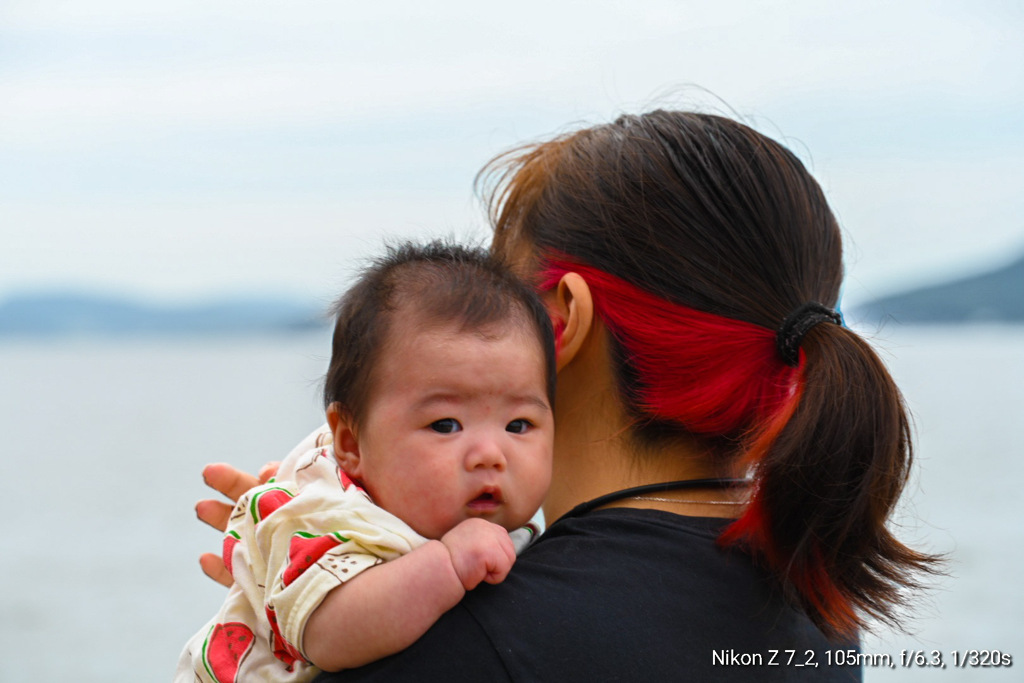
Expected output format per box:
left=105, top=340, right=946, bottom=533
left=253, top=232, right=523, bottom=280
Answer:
left=541, top=257, right=801, bottom=437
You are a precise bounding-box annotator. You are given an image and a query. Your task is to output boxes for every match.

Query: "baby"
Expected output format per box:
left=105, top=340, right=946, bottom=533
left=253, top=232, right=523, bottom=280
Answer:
left=176, top=241, right=555, bottom=682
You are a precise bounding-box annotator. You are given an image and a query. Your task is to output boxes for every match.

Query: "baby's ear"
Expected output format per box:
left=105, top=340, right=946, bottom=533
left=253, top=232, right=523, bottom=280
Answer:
left=326, top=402, right=362, bottom=477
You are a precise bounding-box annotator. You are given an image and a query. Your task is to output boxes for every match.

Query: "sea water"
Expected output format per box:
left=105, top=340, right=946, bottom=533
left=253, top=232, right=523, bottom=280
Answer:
left=0, top=325, right=1021, bottom=681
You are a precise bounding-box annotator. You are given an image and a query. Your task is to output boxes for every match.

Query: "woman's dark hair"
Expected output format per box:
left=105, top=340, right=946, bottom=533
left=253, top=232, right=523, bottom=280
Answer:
left=477, top=110, right=937, bottom=638
left=323, top=240, right=557, bottom=423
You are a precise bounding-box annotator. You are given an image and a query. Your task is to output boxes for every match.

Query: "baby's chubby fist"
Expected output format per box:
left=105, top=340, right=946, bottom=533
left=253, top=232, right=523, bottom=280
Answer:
left=440, top=518, right=516, bottom=590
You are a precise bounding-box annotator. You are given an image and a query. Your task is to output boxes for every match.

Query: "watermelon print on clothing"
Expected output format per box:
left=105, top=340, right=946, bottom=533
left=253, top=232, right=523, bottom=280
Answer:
left=266, top=604, right=305, bottom=670
left=201, top=622, right=254, bottom=683
left=222, top=530, right=241, bottom=578
left=249, top=486, right=295, bottom=525
left=283, top=532, right=349, bottom=587
left=174, top=433, right=428, bottom=683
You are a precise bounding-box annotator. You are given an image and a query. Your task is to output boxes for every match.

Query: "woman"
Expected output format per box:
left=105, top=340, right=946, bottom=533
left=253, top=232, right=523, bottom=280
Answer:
left=197, top=110, right=935, bottom=680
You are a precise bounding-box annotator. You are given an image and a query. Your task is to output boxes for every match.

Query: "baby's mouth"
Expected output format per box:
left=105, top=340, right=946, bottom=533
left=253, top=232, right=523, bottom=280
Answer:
left=468, top=487, right=503, bottom=511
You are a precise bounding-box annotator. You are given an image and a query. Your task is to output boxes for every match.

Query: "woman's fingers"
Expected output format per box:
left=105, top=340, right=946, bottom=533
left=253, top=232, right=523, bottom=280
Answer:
left=197, top=462, right=270, bottom=588
left=199, top=553, right=233, bottom=588
left=203, top=463, right=260, bottom=502
left=195, top=499, right=234, bottom=532
left=197, top=461, right=279, bottom=586
left=257, top=461, right=282, bottom=485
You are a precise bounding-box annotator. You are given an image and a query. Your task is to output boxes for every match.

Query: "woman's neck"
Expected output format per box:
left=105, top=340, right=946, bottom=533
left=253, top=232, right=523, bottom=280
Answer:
left=542, top=324, right=739, bottom=523
left=543, top=423, right=739, bottom=522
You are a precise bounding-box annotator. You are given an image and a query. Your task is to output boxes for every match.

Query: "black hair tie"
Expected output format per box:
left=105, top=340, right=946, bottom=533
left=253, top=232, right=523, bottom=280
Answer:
left=776, top=302, right=842, bottom=367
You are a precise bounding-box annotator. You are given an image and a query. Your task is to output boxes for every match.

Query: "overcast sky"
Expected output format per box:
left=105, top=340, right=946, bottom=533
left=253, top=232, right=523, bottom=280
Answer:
left=3, top=0, right=1022, bottom=309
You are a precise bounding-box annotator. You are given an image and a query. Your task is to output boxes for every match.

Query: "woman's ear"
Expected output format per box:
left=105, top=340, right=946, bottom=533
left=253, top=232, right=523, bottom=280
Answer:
left=326, top=402, right=363, bottom=478
left=549, top=272, right=595, bottom=372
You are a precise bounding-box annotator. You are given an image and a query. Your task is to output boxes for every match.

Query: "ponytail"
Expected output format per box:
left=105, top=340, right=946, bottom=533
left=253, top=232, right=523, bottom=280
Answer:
left=722, top=323, right=939, bottom=638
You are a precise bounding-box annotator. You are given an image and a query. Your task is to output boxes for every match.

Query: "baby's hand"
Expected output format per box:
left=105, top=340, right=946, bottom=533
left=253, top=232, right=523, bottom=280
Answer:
left=440, top=518, right=516, bottom=591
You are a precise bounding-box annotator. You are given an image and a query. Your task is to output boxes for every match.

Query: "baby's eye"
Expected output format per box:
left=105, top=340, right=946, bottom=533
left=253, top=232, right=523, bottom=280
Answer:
left=430, top=418, right=462, bottom=434
left=506, top=419, right=532, bottom=434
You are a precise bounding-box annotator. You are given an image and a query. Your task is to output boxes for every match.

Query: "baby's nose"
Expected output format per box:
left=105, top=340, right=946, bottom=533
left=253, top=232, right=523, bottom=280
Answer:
left=466, top=437, right=507, bottom=471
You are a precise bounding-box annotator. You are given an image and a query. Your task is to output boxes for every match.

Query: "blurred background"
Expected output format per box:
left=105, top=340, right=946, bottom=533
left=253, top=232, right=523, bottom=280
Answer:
left=2, top=1, right=1021, bottom=680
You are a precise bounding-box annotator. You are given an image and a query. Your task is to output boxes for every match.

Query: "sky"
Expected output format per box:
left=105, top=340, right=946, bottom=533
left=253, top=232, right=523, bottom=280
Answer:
left=3, top=0, right=1023, bottom=310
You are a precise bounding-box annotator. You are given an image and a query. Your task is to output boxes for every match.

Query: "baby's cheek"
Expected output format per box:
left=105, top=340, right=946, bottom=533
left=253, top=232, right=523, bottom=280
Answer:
left=410, top=490, right=462, bottom=538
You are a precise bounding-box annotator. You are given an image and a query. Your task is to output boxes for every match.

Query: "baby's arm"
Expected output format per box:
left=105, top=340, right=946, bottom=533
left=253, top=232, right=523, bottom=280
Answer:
left=303, top=518, right=515, bottom=671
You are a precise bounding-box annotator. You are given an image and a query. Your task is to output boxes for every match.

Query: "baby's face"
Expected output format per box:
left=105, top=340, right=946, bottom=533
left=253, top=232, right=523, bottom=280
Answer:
left=340, top=316, right=553, bottom=539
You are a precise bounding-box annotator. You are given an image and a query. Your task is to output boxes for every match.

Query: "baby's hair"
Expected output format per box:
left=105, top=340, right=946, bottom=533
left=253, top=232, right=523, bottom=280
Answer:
left=323, top=240, right=556, bottom=425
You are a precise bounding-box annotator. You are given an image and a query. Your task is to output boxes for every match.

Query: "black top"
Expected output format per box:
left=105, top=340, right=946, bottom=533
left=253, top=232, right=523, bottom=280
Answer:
left=317, top=508, right=862, bottom=682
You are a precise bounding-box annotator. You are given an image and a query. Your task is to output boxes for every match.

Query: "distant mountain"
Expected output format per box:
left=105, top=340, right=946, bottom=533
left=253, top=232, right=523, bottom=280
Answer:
left=854, top=253, right=1024, bottom=324
left=0, top=291, right=327, bottom=337
left=7, top=252, right=1023, bottom=336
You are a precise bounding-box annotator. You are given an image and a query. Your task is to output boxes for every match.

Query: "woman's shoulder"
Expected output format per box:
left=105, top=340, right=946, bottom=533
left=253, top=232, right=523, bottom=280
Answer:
left=469, top=507, right=769, bottom=624
left=478, top=509, right=858, bottom=680
left=321, top=508, right=861, bottom=682
left=518, top=506, right=744, bottom=574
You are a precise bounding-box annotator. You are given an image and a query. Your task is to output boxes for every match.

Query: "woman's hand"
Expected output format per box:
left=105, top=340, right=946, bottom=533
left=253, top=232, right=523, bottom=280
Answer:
left=195, top=461, right=280, bottom=587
